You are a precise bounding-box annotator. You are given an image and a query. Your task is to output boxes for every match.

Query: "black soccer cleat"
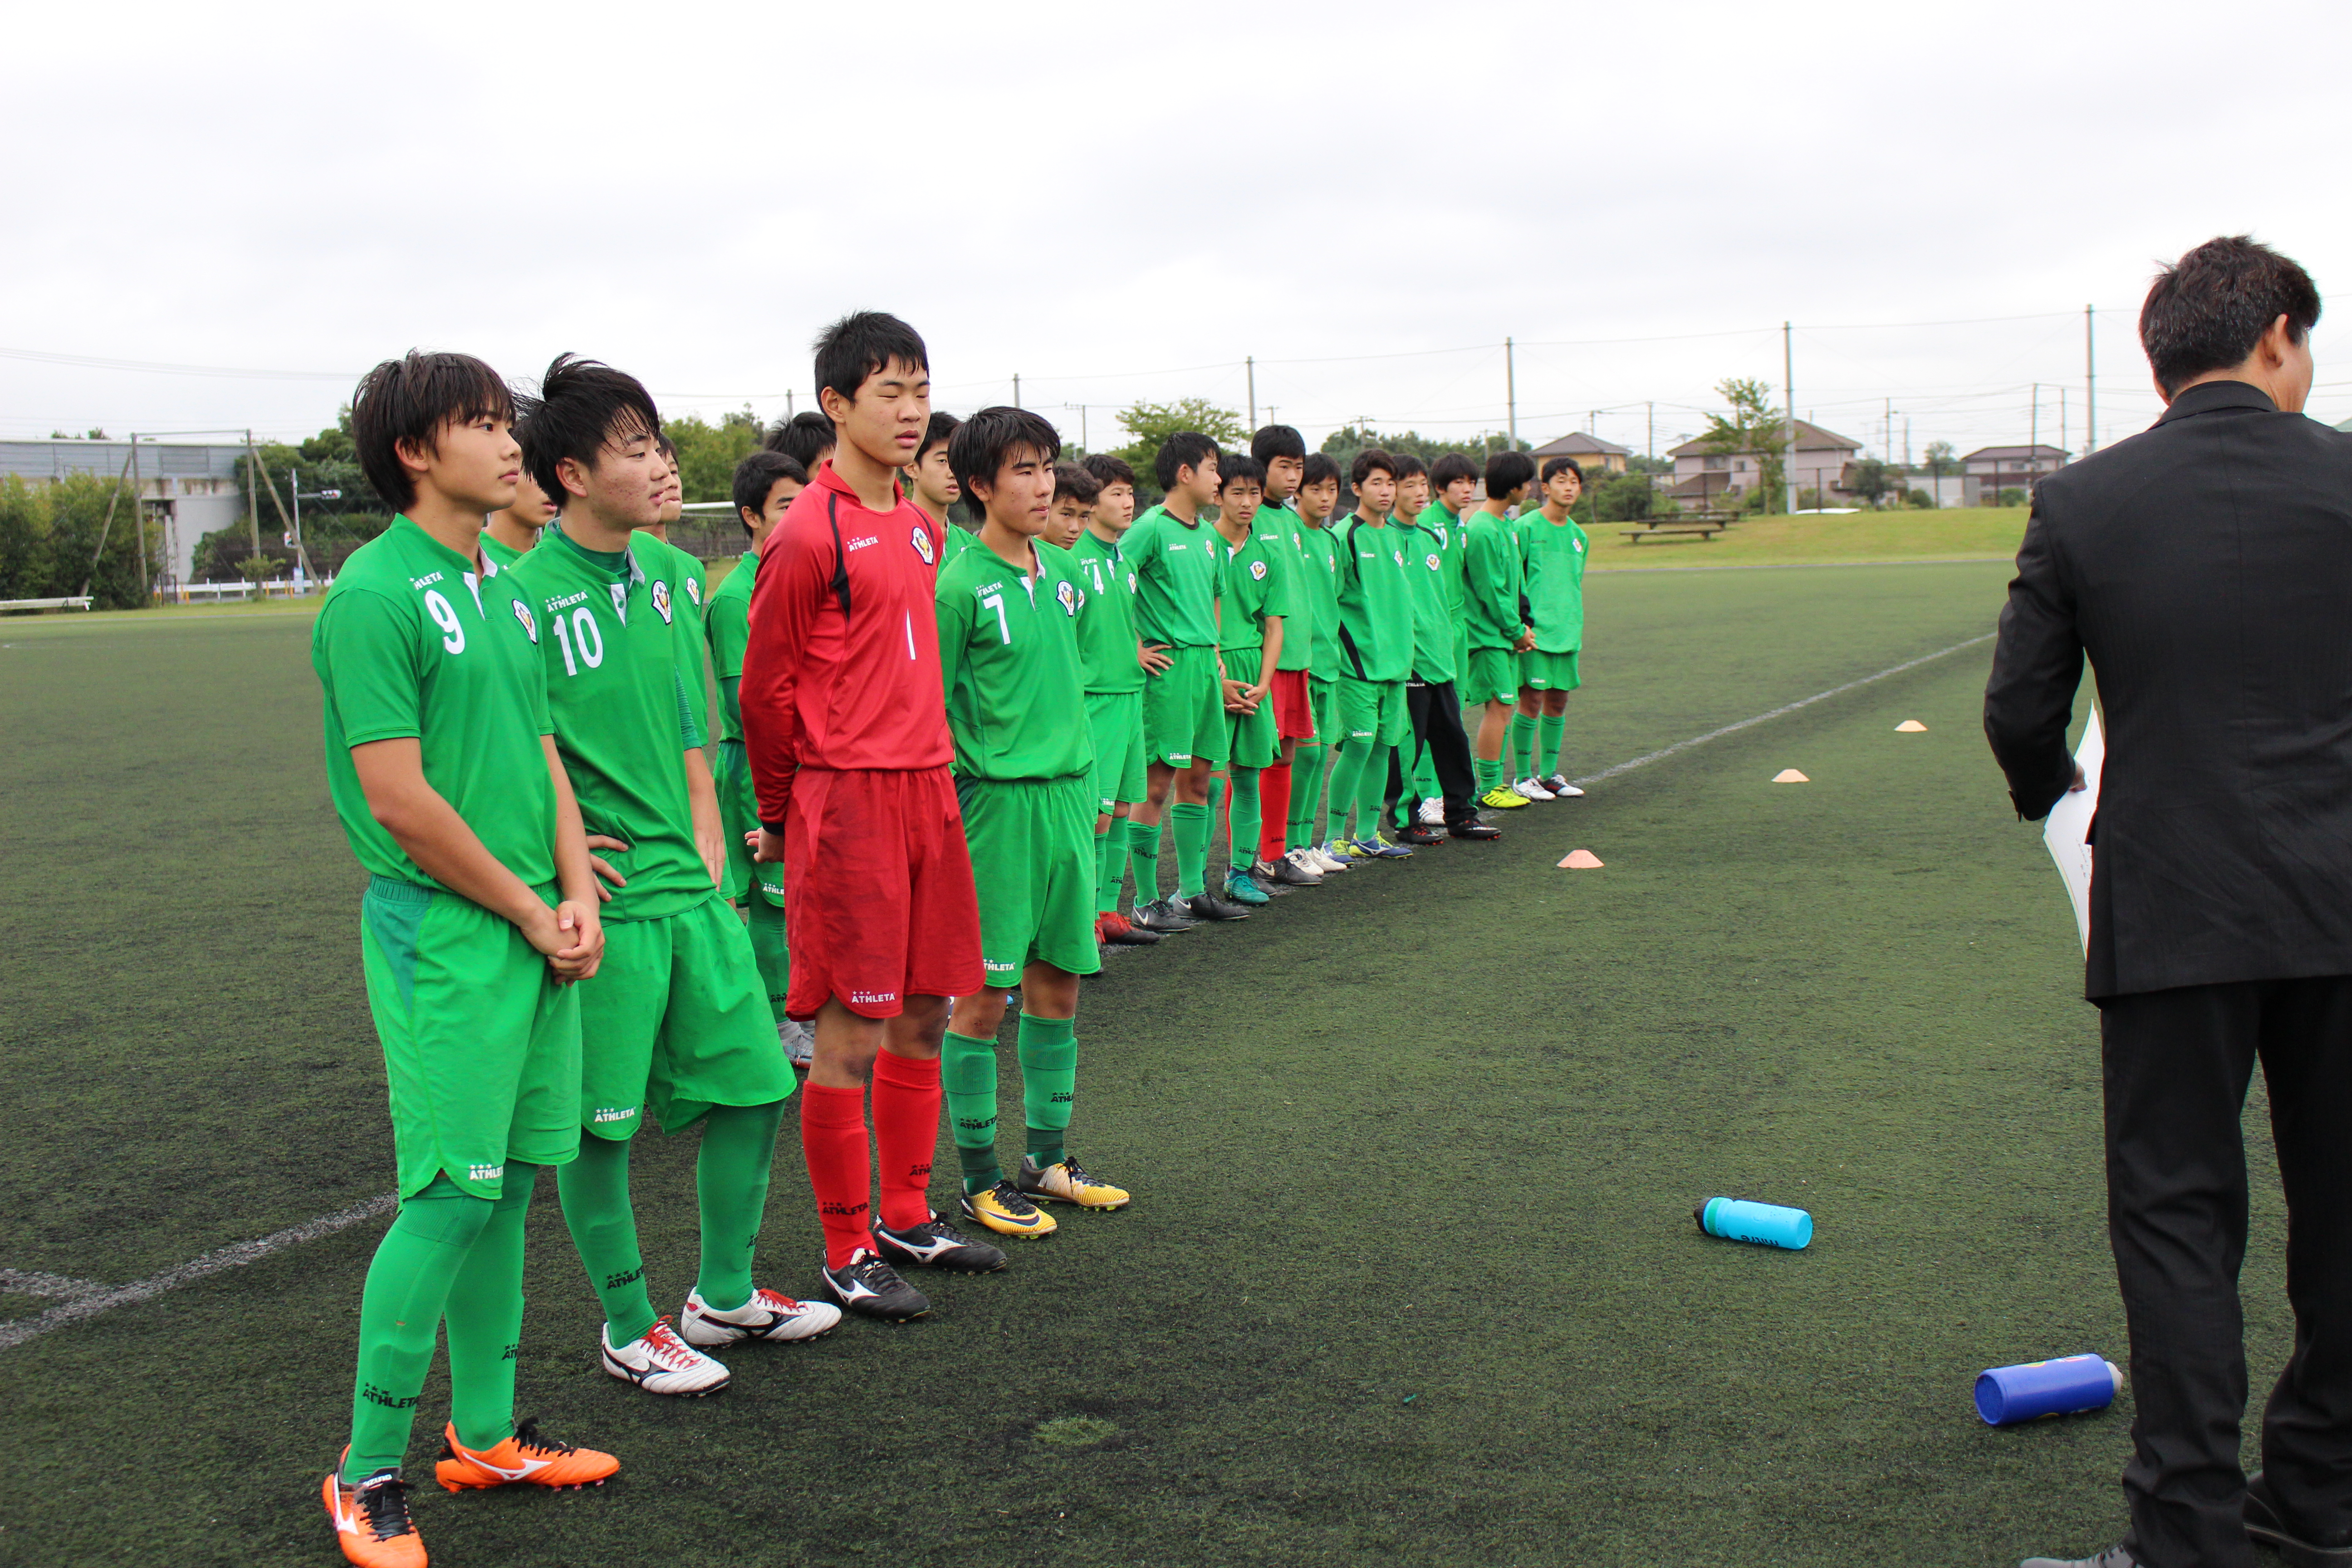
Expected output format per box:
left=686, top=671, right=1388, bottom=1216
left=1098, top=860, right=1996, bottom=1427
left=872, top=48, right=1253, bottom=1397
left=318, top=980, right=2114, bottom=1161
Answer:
left=1185, top=892, right=1251, bottom=921
left=817, top=1249, right=932, bottom=1322
left=1131, top=897, right=1198, bottom=934
left=871, top=1211, right=1009, bottom=1274
left=1448, top=821, right=1504, bottom=841
left=1395, top=824, right=1445, bottom=846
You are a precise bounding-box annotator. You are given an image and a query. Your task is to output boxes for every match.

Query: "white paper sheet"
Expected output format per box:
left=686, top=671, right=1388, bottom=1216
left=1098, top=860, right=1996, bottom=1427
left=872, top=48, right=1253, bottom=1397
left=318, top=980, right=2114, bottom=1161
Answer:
left=2041, top=710, right=2104, bottom=953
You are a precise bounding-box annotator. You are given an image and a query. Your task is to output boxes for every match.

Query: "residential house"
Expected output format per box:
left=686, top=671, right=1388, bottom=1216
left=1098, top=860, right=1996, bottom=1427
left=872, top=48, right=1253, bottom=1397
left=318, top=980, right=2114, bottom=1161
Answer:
left=1960, top=444, right=2068, bottom=506
left=1665, top=420, right=1863, bottom=509
left=1529, top=431, right=1632, bottom=477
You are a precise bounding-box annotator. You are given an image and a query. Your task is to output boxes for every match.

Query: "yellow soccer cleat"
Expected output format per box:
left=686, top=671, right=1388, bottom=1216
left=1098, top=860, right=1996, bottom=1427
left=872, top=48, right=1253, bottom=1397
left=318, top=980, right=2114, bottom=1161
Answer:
left=434, top=1418, right=618, bottom=1493
left=1017, top=1154, right=1132, bottom=1210
left=1479, top=786, right=1529, bottom=810
left=959, top=1179, right=1059, bottom=1238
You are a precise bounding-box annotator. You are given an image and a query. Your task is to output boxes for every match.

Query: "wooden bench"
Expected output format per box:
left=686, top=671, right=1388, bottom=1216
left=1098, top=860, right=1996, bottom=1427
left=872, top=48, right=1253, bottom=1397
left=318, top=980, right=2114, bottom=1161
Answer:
left=0, top=595, right=94, bottom=611
left=1619, top=523, right=1725, bottom=544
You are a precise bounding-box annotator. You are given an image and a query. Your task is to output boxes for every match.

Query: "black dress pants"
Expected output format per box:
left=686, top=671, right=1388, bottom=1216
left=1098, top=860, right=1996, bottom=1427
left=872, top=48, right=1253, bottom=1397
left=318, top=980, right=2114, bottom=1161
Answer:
left=2098, top=976, right=2352, bottom=1568
left=1386, top=677, right=1478, bottom=825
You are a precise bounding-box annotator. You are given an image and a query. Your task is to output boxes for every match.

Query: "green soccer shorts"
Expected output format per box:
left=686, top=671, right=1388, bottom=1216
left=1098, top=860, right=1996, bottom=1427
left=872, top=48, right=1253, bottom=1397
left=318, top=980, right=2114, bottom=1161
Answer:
left=1222, top=648, right=1279, bottom=769
left=1309, top=674, right=1341, bottom=744
left=1085, top=689, right=1147, bottom=813
left=1334, top=674, right=1411, bottom=747
left=578, top=894, right=795, bottom=1139
left=1518, top=648, right=1583, bottom=693
left=359, top=875, right=582, bottom=1201
left=1141, top=643, right=1227, bottom=767
left=957, top=773, right=1102, bottom=986
left=1462, top=646, right=1521, bottom=706
left=716, top=738, right=784, bottom=908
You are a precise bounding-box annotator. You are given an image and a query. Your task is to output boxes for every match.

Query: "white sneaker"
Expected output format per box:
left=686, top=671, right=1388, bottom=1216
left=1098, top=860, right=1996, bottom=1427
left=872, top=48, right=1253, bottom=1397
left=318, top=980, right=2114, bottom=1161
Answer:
left=601, top=1318, right=730, bottom=1396
left=1415, top=797, right=1447, bottom=825
left=1312, top=842, right=1351, bottom=872
left=778, top=1017, right=814, bottom=1067
left=1512, top=776, right=1556, bottom=801
left=1281, top=846, right=1328, bottom=884
left=1542, top=774, right=1585, bottom=799
left=681, top=1285, right=842, bottom=1346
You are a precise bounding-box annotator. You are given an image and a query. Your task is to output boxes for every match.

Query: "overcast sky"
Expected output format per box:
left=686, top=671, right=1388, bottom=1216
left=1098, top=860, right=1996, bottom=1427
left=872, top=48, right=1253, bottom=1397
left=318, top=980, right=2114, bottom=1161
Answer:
left=8, top=0, right=2351, bottom=461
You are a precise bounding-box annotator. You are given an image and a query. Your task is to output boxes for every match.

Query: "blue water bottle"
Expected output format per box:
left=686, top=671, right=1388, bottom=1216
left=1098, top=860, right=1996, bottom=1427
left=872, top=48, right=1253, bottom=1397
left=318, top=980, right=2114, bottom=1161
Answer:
left=1694, top=1196, right=1813, bottom=1250
left=1973, top=1354, right=2122, bottom=1426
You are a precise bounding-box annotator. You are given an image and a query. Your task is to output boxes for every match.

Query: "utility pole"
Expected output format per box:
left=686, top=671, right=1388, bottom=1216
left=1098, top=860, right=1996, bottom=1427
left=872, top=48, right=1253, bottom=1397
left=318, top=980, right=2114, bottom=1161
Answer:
left=2060, top=387, right=2068, bottom=463
left=1646, top=401, right=1654, bottom=461
left=1505, top=337, right=1518, bottom=450
left=1782, top=322, right=1797, bottom=515
left=1013, top=374, right=1021, bottom=410
left=127, top=434, right=149, bottom=597
left=244, top=430, right=262, bottom=568
left=2084, top=304, right=2097, bottom=454
left=1247, top=357, right=1256, bottom=431
left=1904, top=416, right=1911, bottom=467
left=2029, top=384, right=2039, bottom=500
left=1884, top=395, right=1892, bottom=459
left=785, top=390, right=794, bottom=419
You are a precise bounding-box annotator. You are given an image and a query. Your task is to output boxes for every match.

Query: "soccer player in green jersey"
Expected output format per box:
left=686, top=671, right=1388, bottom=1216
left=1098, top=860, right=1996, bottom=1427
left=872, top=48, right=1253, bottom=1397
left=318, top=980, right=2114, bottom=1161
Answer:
left=1209, top=452, right=1295, bottom=904
left=316, top=352, right=617, bottom=1568
left=1245, top=425, right=1322, bottom=887
left=1071, top=454, right=1160, bottom=944
left=907, top=410, right=971, bottom=564
left=764, top=407, right=835, bottom=470
left=1513, top=456, right=1592, bottom=799
left=1427, top=452, right=1480, bottom=689
left=706, top=450, right=811, bottom=1064
left=1392, top=454, right=1500, bottom=843
left=1044, top=461, right=1091, bottom=551
left=1462, top=450, right=1537, bottom=810
left=1382, top=455, right=1444, bottom=842
left=510, top=356, right=829, bottom=1402
left=1126, top=431, right=1252, bottom=926
left=1286, top=454, right=1350, bottom=873
left=934, top=407, right=1134, bottom=1238
left=639, top=433, right=712, bottom=750
left=480, top=463, right=555, bottom=568
left=1325, top=448, right=1417, bottom=860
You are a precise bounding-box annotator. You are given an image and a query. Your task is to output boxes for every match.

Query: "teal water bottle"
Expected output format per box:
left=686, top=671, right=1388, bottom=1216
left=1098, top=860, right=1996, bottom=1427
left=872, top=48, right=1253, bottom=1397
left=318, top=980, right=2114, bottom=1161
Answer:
left=1695, top=1196, right=1813, bottom=1250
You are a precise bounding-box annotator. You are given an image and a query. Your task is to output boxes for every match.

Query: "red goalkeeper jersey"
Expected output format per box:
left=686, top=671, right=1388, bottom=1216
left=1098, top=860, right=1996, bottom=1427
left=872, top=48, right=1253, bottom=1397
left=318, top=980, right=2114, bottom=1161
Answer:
left=741, top=461, right=953, bottom=828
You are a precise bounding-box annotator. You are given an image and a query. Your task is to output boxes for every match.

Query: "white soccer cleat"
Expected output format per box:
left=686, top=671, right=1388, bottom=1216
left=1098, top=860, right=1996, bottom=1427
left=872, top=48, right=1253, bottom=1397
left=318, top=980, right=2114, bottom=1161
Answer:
left=1283, top=846, right=1328, bottom=883
left=1542, top=774, right=1586, bottom=799
left=778, top=1017, right=814, bottom=1067
left=1512, top=777, right=1556, bottom=801
left=1415, top=797, right=1446, bottom=826
left=600, top=1318, right=730, bottom=1396
left=1311, top=843, right=1351, bottom=872
left=681, top=1285, right=841, bottom=1347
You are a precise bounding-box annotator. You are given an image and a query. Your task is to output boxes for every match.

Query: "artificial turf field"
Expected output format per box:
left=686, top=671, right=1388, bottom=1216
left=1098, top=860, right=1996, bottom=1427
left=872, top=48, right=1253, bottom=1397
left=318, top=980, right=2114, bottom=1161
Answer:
left=0, top=560, right=2298, bottom=1568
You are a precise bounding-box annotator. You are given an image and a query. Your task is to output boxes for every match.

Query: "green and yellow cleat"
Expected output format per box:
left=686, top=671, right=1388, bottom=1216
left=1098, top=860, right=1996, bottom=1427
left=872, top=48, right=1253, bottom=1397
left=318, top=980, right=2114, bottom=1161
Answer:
left=1478, top=785, right=1530, bottom=810
left=960, top=1179, right=1058, bottom=1238
left=1017, top=1154, right=1132, bottom=1210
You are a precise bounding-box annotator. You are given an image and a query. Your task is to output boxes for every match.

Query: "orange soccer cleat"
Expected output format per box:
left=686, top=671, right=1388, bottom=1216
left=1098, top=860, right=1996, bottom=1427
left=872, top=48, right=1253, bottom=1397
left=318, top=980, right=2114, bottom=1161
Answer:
left=323, top=1460, right=426, bottom=1568
left=433, top=1418, right=619, bottom=1493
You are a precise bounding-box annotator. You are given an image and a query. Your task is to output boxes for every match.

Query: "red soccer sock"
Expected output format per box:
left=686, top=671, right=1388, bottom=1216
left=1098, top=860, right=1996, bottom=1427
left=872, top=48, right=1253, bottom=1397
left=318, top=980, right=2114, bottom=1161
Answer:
left=869, top=1048, right=942, bottom=1232
left=800, top=1083, right=871, bottom=1268
left=1259, top=761, right=1292, bottom=864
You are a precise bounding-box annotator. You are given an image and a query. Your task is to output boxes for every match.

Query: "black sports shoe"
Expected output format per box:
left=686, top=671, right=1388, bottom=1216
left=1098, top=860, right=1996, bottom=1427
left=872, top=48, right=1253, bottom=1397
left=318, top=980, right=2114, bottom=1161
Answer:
left=2245, top=1471, right=2352, bottom=1565
left=1131, top=897, right=1197, bottom=933
left=1185, top=892, right=1251, bottom=921
left=1395, top=824, right=1445, bottom=845
left=871, top=1211, right=1008, bottom=1274
left=817, top=1248, right=931, bottom=1321
left=1448, top=821, right=1503, bottom=840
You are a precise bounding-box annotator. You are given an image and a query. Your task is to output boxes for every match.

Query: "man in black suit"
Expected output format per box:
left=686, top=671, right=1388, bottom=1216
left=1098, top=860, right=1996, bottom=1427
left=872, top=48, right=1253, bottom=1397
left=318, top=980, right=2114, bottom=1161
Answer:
left=1987, top=235, right=2352, bottom=1568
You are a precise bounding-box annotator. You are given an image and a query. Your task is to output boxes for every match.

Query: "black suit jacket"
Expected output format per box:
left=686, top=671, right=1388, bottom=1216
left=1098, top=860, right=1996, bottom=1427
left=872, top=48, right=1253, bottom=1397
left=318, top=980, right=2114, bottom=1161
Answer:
left=1984, top=379, right=2352, bottom=999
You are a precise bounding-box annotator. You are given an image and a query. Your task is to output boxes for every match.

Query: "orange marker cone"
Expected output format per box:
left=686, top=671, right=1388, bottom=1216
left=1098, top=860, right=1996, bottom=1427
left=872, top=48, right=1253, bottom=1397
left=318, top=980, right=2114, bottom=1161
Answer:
left=1558, top=849, right=1605, bottom=868
left=1773, top=769, right=1809, bottom=783
left=1896, top=720, right=1928, bottom=733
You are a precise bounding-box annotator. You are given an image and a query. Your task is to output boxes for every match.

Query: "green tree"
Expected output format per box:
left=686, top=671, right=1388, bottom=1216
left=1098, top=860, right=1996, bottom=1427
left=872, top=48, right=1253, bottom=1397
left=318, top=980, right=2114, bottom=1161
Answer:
left=1698, top=377, right=1788, bottom=513
left=1585, top=470, right=1667, bottom=524
left=1109, top=398, right=1247, bottom=494
left=1922, top=440, right=1957, bottom=480
left=666, top=407, right=763, bottom=503
left=1848, top=457, right=1898, bottom=509
left=0, top=473, right=160, bottom=609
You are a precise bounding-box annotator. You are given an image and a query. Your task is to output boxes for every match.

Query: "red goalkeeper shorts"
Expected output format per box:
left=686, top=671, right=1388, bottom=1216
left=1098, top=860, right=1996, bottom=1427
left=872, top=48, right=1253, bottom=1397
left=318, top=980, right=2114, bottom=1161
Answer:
left=1270, top=668, right=1316, bottom=740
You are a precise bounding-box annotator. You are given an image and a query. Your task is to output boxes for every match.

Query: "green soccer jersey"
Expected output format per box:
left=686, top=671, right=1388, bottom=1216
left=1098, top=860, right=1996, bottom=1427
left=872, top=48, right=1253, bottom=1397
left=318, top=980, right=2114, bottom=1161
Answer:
left=941, top=523, right=977, bottom=567
left=1332, top=512, right=1414, bottom=682
left=1519, top=510, right=1591, bottom=652
left=313, top=516, right=558, bottom=891
left=704, top=549, right=757, bottom=743
left=1258, top=499, right=1315, bottom=673
left=1423, top=500, right=1470, bottom=622
left=936, top=535, right=1095, bottom=782
left=477, top=529, right=528, bottom=570
left=1294, top=520, right=1342, bottom=677
left=1461, top=508, right=1527, bottom=652
left=1125, top=504, right=1225, bottom=649
left=644, top=533, right=711, bottom=744
left=1399, top=514, right=1461, bottom=683
left=1069, top=528, right=1142, bottom=695
left=1217, top=521, right=1294, bottom=654
left=507, top=524, right=711, bottom=922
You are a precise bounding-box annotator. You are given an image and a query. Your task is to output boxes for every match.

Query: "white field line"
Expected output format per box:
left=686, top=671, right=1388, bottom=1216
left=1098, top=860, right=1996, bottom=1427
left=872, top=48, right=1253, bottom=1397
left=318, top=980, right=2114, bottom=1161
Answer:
left=0, top=1194, right=395, bottom=1351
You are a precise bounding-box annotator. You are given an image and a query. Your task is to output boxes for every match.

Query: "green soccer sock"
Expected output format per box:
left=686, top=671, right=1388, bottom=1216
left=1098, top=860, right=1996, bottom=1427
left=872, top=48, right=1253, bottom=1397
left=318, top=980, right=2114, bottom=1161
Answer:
left=1475, top=755, right=1502, bottom=795
left=1017, top=1013, right=1078, bottom=1169
left=1128, top=820, right=1163, bottom=906
left=344, top=1176, right=495, bottom=1480
left=1538, top=713, right=1565, bottom=777
left=1287, top=742, right=1325, bottom=850
left=1324, top=741, right=1368, bottom=843
left=442, top=1163, right=538, bottom=1453
left=1228, top=769, right=1261, bottom=872
left=745, top=894, right=790, bottom=1020
left=556, top=1133, right=658, bottom=1347
left=694, top=1099, right=787, bottom=1313
left=1095, top=818, right=1127, bottom=914
left=1509, top=712, right=1538, bottom=780
left=1171, top=801, right=1210, bottom=900
left=1355, top=742, right=1394, bottom=838
left=941, top=1028, right=1001, bottom=1194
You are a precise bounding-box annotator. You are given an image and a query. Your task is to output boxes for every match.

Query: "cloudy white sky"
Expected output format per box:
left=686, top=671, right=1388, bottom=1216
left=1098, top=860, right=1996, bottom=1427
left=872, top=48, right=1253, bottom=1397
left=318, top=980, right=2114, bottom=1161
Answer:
left=8, top=0, right=2351, bottom=461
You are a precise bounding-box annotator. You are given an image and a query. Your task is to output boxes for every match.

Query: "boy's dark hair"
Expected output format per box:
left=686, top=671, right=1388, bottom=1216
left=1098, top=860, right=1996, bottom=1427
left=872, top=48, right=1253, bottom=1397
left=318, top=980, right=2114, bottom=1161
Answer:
left=1429, top=452, right=1479, bottom=489
left=1082, top=453, right=1136, bottom=489
left=1541, top=456, right=1584, bottom=483
left=1301, top=452, right=1341, bottom=487
left=1218, top=452, right=1267, bottom=490
left=1350, top=448, right=1397, bottom=487
left=1484, top=449, right=1537, bottom=497
left=763, top=409, right=836, bottom=468
left=918, top=410, right=961, bottom=464
left=1250, top=424, right=1307, bottom=464
left=813, top=310, right=930, bottom=407
left=655, top=432, right=678, bottom=460
left=1392, top=453, right=1429, bottom=481
left=1153, top=431, right=1220, bottom=491
left=1054, top=461, right=1102, bottom=506
left=349, top=350, right=516, bottom=513
left=522, top=353, right=660, bottom=506
left=730, top=450, right=808, bottom=538
left=2141, top=235, right=2321, bottom=397
left=947, top=406, right=1063, bottom=509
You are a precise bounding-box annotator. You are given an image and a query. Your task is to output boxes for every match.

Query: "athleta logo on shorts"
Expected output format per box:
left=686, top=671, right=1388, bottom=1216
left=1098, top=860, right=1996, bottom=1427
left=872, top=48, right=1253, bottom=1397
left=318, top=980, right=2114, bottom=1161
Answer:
left=513, top=601, right=538, bottom=642
left=652, top=580, right=673, bottom=624
left=849, top=989, right=899, bottom=1004
left=469, top=1163, right=503, bottom=1182
left=591, top=1106, right=636, bottom=1123
left=911, top=526, right=935, bottom=565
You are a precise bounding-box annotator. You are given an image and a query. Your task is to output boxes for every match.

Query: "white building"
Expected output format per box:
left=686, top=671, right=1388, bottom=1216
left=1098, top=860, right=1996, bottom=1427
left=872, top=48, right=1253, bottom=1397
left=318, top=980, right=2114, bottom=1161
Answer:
left=0, top=440, right=249, bottom=584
